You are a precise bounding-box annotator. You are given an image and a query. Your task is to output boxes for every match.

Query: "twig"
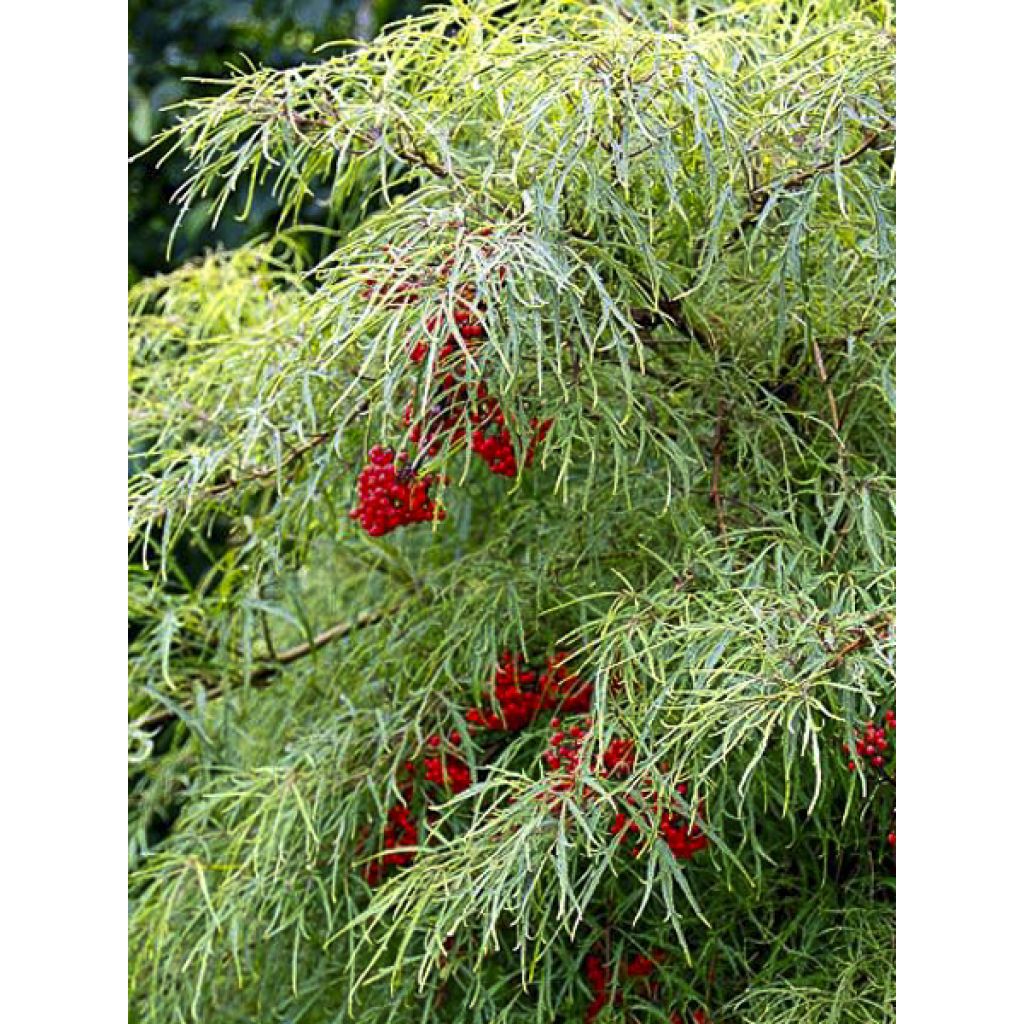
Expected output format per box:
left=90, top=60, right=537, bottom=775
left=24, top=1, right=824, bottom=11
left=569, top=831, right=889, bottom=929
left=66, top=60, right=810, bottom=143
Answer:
left=741, top=129, right=887, bottom=230
left=825, top=613, right=892, bottom=671
left=811, top=338, right=842, bottom=434
left=725, top=128, right=891, bottom=247
left=135, top=607, right=388, bottom=731
left=202, top=431, right=333, bottom=500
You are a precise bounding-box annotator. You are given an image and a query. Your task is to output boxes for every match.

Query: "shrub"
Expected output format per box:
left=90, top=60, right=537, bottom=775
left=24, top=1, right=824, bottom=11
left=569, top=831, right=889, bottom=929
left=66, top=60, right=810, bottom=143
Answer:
left=128, top=2, right=895, bottom=1021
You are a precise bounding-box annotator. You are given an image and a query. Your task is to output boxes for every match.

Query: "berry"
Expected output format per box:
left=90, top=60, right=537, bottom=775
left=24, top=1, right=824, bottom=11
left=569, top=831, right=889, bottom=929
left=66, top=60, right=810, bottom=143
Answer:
left=364, top=803, right=418, bottom=886
left=538, top=652, right=594, bottom=714
left=466, top=650, right=590, bottom=733
left=349, top=446, right=444, bottom=536
left=843, top=710, right=896, bottom=776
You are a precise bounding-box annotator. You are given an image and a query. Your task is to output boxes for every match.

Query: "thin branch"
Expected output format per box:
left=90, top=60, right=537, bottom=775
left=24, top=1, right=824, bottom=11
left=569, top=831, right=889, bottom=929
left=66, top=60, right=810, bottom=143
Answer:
left=134, top=607, right=388, bottom=732
left=812, top=338, right=842, bottom=434
left=825, top=613, right=892, bottom=672
left=741, top=128, right=887, bottom=230
left=252, top=609, right=386, bottom=677
left=202, top=431, right=333, bottom=500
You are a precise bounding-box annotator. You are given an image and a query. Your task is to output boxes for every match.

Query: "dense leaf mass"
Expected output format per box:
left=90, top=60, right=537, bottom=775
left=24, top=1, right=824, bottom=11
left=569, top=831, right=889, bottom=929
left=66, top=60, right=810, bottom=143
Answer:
left=128, top=2, right=895, bottom=1022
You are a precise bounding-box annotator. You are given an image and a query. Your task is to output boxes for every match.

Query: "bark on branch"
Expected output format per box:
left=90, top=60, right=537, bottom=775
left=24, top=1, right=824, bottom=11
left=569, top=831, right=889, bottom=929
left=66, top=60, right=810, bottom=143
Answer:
left=134, top=607, right=388, bottom=732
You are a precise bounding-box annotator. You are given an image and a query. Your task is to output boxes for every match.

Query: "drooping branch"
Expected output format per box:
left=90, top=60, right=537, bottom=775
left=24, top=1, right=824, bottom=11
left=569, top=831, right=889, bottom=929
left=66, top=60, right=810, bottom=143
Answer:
left=202, top=430, right=334, bottom=500
left=739, top=128, right=890, bottom=232
left=134, top=606, right=388, bottom=732
left=824, top=612, right=892, bottom=671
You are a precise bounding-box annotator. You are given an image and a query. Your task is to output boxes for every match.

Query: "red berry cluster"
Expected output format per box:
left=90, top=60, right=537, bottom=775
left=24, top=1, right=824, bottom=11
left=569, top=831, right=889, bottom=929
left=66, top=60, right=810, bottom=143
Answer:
left=364, top=651, right=592, bottom=886
left=466, top=651, right=594, bottom=732
left=540, top=652, right=594, bottom=715
left=609, top=782, right=709, bottom=861
left=351, top=242, right=553, bottom=537
left=542, top=717, right=708, bottom=863
left=543, top=718, right=635, bottom=777
left=348, top=445, right=445, bottom=537
left=365, top=731, right=474, bottom=886
left=844, top=708, right=895, bottom=774
left=843, top=708, right=896, bottom=853
left=363, top=803, right=418, bottom=887
left=582, top=948, right=705, bottom=1023
left=420, top=731, right=472, bottom=795
left=469, top=394, right=552, bottom=478
left=406, top=302, right=552, bottom=479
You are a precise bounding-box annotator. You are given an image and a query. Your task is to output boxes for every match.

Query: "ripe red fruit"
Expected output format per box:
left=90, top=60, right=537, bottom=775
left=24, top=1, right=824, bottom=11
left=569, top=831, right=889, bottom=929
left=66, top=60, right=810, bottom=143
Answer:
left=844, top=710, right=896, bottom=776
left=364, top=803, right=418, bottom=886
left=349, top=446, right=444, bottom=536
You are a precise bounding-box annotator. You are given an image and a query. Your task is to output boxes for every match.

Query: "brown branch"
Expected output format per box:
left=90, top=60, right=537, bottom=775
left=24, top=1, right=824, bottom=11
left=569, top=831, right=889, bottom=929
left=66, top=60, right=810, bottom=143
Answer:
left=202, top=431, right=333, bottom=500
left=811, top=338, right=841, bottom=433
left=741, top=129, right=886, bottom=230
left=392, top=130, right=450, bottom=181
left=134, top=607, right=388, bottom=732
left=824, top=612, right=892, bottom=671
left=721, top=128, right=890, bottom=251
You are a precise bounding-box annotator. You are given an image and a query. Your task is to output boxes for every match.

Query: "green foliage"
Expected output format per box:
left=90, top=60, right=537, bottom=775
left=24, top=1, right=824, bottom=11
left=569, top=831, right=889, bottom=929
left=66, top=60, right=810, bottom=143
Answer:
left=129, top=2, right=896, bottom=1021
left=129, top=0, right=423, bottom=280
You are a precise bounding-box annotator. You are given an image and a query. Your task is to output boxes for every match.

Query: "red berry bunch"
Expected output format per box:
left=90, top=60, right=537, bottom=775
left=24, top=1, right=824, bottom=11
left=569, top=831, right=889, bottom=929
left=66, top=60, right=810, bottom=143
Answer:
left=469, top=393, right=553, bottom=478
left=583, top=953, right=613, bottom=1023
left=351, top=240, right=557, bottom=535
left=542, top=718, right=634, bottom=778
left=609, top=782, right=708, bottom=861
left=583, top=947, right=698, bottom=1023
left=844, top=708, right=895, bottom=774
left=408, top=314, right=552, bottom=481
left=348, top=445, right=445, bottom=537
left=541, top=715, right=708, bottom=862
left=407, top=306, right=485, bottom=370
left=466, top=651, right=594, bottom=732
left=466, top=651, right=543, bottom=731
left=421, top=731, right=472, bottom=795
left=539, top=652, right=594, bottom=715
left=363, top=802, right=418, bottom=886
left=365, top=730, right=478, bottom=887
left=624, top=949, right=667, bottom=978
left=656, top=792, right=711, bottom=861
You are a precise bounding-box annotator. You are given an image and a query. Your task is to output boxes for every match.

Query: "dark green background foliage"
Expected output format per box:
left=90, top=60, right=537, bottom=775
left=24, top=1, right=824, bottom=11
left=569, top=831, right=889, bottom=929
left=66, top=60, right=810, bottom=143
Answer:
left=129, top=2, right=895, bottom=1022
left=129, top=0, right=422, bottom=281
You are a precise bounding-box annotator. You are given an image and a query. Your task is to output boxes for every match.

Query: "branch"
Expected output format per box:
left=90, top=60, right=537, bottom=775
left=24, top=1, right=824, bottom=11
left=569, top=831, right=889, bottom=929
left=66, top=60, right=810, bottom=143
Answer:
left=811, top=338, right=842, bottom=434
left=741, top=129, right=887, bottom=230
left=202, top=431, right=333, bottom=500
left=134, top=607, right=388, bottom=732
left=824, top=612, right=892, bottom=672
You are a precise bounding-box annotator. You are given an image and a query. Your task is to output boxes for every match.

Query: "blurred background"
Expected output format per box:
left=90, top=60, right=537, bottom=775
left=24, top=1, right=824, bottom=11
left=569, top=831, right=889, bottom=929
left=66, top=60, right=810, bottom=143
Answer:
left=128, top=0, right=424, bottom=282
